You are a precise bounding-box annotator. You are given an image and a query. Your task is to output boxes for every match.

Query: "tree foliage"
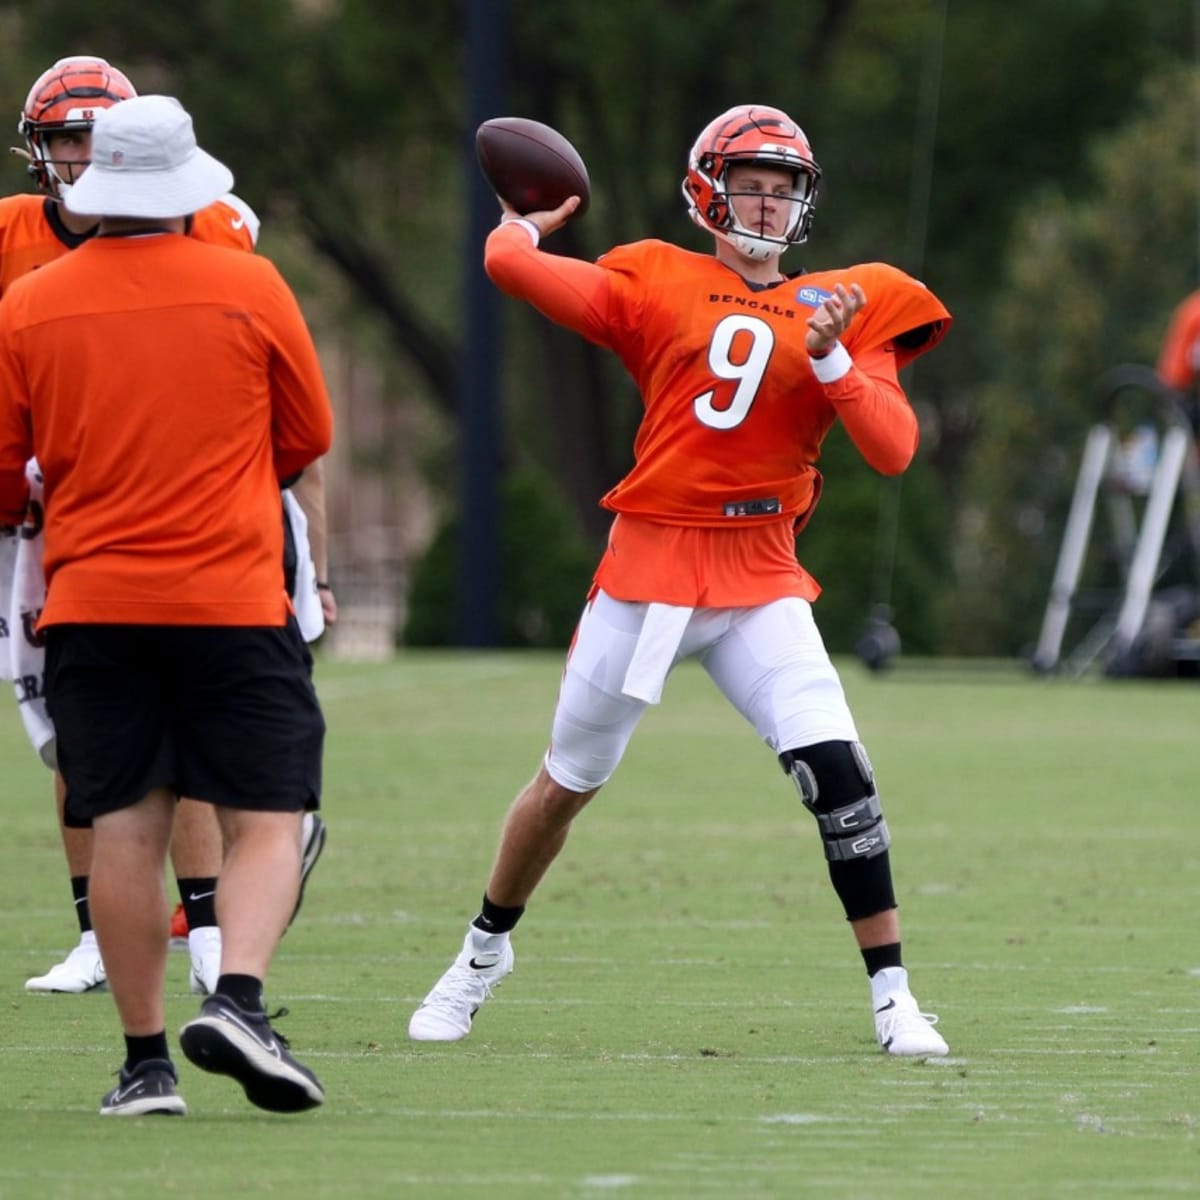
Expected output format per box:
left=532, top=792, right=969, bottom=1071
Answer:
left=956, top=63, right=1200, bottom=655
left=5, top=0, right=1197, bottom=651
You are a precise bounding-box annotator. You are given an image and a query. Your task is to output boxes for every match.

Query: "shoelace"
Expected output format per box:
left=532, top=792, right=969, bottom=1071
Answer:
left=111, top=1058, right=178, bottom=1084
left=265, top=1006, right=292, bottom=1049
left=876, top=1006, right=940, bottom=1038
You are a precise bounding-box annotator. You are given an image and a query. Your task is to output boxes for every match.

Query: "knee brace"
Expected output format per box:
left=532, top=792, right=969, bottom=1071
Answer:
left=779, top=740, right=890, bottom=862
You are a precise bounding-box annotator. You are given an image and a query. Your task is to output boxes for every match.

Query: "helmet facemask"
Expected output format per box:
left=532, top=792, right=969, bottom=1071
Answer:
left=21, top=118, right=95, bottom=200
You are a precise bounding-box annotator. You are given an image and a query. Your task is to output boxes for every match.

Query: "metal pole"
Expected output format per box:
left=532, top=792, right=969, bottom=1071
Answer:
left=456, top=0, right=507, bottom=645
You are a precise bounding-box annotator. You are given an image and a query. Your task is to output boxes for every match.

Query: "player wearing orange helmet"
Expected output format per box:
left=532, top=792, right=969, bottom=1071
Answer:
left=409, top=104, right=952, bottom=1057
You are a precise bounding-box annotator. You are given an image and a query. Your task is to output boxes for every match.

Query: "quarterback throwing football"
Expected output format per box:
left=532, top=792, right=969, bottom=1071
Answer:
left=410, top=104, right=952, bottom=1057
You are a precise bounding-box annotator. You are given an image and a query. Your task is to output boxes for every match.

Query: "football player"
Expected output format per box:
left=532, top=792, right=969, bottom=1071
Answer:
left=410, top=104, right=951, bottom=1057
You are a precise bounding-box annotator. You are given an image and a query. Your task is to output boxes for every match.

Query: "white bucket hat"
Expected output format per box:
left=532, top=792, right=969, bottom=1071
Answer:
left=65, top=94, right=233, bottom=219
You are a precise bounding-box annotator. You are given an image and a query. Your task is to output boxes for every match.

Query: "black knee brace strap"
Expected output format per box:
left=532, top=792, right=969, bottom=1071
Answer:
left=779, top=740, right=891, bottom=862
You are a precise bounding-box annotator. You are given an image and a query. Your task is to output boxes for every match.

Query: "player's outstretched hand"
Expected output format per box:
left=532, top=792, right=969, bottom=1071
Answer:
left=806, top=283, right=866, bottom=356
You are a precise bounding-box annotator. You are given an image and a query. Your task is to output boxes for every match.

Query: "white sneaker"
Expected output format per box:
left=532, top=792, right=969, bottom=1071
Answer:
left=187, top=926, right=222, bottom=996
left=408, top=926, right=515, bottom=1042
left=25, top=931, right=108, bottom=993
left=871, top=966, right=949, bottom=1056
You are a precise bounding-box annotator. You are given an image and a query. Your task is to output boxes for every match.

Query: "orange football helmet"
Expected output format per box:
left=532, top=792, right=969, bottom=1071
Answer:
left=17, top=55, right=138, bottom=198
left=682, top=104, right=821, bottom=262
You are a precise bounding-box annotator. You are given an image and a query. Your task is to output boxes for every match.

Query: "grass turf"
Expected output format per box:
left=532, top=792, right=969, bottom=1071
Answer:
left=1, top=652, right=1197, bottom=1198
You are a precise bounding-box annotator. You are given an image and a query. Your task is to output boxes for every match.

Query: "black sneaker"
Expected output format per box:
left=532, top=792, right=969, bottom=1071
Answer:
left=290, top=813, right=327, bottom=926
left=99, top=1058, right=187, bottom=1117
left=179, top=995, right=324, bottom=1113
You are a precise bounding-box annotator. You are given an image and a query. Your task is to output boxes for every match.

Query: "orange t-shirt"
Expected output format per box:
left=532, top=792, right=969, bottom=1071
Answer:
left=0, top=233, right=332, bottom=627
left=485, top=225, right=951, bottom=604
left=0, top=192, right=256, bottom=298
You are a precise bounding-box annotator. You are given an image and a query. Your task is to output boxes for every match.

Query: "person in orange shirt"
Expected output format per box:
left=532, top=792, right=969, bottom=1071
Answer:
left=0, top=56, right=328, bottom=999
left=410, top=105, right=952, bottom=1057
left=0, top=95, right=332, bottom=1115
left=1156, top=289, right=1200, bottom=433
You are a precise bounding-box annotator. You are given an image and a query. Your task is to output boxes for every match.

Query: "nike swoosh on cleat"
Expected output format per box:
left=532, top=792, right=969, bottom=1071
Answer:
left=468, top=957, right=499, bottom=970
left=874, top=998, right=897, bottom=1015
left=218, top=1010, right=284, bottom=1060
left=188, top=891, right=216, bottom=901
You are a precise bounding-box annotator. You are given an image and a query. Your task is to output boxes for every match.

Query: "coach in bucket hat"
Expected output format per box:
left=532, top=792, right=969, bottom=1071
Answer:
left=65, top=94, right=232, bottom=219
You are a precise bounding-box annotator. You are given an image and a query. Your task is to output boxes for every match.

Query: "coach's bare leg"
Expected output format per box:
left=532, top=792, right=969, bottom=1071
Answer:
left=89, top=788, right=176, bottom=1034
left=484, top=765, right=599, bottom=906
left=213, top=809, right=303, bottom=978
left=170, top=797, right=225, bottom=876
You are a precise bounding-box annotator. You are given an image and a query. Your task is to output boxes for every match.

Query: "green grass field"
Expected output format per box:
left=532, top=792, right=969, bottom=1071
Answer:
left=1, top=652, right=1197, bottom=1199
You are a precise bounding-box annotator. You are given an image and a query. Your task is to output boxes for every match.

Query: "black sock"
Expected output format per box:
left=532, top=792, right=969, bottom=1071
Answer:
left=862, top=942, right=903, bottom=977
left=71, top=875, right=91, bottom=934
left=124, top=1031, right=170, bottom=1072
left=473, top=893, right=525, bottom=935
left=176, top=877, right=218, bottom=929
left=217, top=973, right=264, bottom=1012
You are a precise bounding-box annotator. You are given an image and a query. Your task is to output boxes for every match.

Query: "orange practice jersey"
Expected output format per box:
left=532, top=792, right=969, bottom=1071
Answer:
left=1157, top=290, right=1200, bottom=391
left=0, top=192, right=256, bottom=299
left=485, top=224, right=951, bottom=604
left=0, top=234, right=332, bottom=627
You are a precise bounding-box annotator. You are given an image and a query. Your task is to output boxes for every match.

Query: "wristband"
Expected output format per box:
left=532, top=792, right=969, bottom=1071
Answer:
left=316, top=581, right=332, bottom=592
left=809, top=341, right=853, bottom=383
left=509, top=218, right=540, bottom=246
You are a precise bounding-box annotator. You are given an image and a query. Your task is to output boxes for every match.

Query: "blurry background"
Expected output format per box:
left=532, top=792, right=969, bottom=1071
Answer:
left=3, top=0, right=1198, bottom=662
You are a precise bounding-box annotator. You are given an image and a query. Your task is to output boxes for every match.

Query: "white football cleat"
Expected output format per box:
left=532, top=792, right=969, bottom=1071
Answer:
left=188, top=926, right=222, bottom=996
left=871, top=966, right=949, bottom=1057
left=25, top=931, right=108, bottom=994
left=408, top=926, right=514, bottom=1042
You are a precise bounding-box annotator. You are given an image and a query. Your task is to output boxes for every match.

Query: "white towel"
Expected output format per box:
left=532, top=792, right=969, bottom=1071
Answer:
left=6, top=459, right=55, bottom=767
left=0, top=527, right=16, bottom=682
left=621, top=601, right=693, bottom=704
left=283, top=488, right=325, bottom=643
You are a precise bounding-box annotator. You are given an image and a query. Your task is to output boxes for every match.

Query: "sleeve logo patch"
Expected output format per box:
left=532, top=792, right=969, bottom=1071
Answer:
left=795, top=286, right=832, bottom=308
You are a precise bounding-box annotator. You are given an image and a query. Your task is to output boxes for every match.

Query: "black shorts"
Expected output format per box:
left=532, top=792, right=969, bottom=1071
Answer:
left=44, top=622, right=324, bottom=826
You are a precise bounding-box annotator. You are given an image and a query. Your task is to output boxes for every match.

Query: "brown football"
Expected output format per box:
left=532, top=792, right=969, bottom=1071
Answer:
left=475, top=117, right=590, bottom=218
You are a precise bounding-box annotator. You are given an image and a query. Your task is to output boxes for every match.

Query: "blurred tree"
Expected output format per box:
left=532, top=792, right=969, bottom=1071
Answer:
left=403, top=467, right=594, bottom=647
left=956, top=62, right=1200, bottom=655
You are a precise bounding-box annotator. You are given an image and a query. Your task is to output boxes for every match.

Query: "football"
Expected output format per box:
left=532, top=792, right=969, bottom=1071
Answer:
left=475, top=117, right=591, bottom=218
